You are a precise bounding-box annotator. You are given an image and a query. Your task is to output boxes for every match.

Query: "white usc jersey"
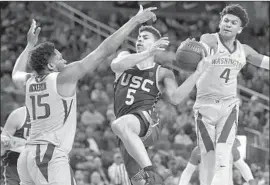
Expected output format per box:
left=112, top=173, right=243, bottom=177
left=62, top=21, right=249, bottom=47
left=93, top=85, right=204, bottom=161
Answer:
left=25, top=72, right=77, bottom=153
left=197, top=33, right=247, bottom=99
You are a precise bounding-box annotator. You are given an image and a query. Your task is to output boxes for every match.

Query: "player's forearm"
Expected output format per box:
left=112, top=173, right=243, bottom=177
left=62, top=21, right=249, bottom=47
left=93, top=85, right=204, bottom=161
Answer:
left=234, top=159, right=254, bottom=182
left=12, top=44, right=33, bottom=87
left=178, top=163, right=196, bottom=185
left=80, top=17, right=139, bottom=73
left=111, top=50, right=152, bottom=72
left=260, top=55, right=269, bottom=70
left=12, top=44, right=33, bottom=77
left=171, top=71, right=201, bottom=105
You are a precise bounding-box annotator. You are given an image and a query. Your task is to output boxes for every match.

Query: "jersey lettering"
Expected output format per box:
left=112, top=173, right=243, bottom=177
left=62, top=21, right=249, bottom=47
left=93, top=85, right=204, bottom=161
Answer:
left=142, top=79, right=154, bottom=92
left=120, top=73, right=154, bottom=92
left=29, top=83, right=47, bottom=92
left=120, top=73, right=154, bottom=105
left=130, top=76, right=143, bottom=89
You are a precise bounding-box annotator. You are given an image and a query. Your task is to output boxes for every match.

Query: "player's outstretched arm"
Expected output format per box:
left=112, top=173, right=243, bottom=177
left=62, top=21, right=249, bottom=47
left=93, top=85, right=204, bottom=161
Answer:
left=58, top=5, right=157, bottom=84
left=178, top=147, right=200, bottom=185
left=12, top=20, right=41, bottom=89
left=111, top=37, right=169, bottom=73
left=1, top=107, right=26, bottom=156
left=243, top=44, right=269, bottom=70
left=165, top=56, right=210, bottom=105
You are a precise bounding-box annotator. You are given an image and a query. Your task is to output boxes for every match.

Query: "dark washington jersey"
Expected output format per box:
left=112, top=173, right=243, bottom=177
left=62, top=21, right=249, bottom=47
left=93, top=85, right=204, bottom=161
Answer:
left=2, top=109, right=30, bottom=166
left=114, top=64, right=161, bottom=118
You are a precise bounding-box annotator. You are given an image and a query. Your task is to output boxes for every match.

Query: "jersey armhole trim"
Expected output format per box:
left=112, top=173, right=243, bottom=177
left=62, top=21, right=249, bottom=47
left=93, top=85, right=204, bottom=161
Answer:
left=156, top=65, right=162, bottom=93
left=114, top=72, right=124, bottom=83
left=52, top=73, right=76, bottom=100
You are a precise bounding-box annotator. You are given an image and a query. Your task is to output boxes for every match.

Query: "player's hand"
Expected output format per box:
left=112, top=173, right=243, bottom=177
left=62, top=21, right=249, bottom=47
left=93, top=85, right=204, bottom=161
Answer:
left=27, top=19, right=41, bottom=48
left=133, top=5, right=157, bottom=24
left=1, top=134, right=11, bottom=156
left=179, top=38, right=196, bottom=48
left=148, top=37, right=170, bottom=55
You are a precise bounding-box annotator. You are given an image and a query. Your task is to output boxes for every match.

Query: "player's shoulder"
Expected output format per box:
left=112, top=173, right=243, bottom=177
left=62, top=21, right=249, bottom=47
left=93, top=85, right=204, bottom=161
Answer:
left=200, top=33, right=218, bottom=47
left=10, top=107, right=26, bottom=118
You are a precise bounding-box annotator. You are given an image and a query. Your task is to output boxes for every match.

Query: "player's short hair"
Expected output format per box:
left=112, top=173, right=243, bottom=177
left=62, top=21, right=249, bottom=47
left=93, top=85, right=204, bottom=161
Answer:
left=29, top=42, right=56, bottom=74
left=220, top=4, right=249, bottom=28
left=139, top=25, right=161, bottom=40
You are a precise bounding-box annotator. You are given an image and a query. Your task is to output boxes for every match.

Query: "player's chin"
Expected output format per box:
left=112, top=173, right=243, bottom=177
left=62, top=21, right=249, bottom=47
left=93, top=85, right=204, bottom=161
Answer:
left=136, top=47, right=144, bottom=53
left=221, top=31, right=235, bottom=37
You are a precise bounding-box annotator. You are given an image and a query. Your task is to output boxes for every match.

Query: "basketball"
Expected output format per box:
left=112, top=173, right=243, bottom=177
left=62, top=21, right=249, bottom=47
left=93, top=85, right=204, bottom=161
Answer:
left=175, top=40, right=207, bottom=71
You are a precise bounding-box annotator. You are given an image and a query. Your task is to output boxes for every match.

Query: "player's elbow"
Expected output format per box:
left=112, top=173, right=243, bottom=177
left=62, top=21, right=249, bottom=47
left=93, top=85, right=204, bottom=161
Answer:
left=168, top=93, right=181, bottom=105
left=110, top=62, right=122, bottom=72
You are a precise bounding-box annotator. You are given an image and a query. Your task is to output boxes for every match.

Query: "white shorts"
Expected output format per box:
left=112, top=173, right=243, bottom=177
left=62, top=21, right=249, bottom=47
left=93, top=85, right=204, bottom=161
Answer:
left=17, top=143, right=76, bottom=185
left=193, top=97, right=239, bottom=154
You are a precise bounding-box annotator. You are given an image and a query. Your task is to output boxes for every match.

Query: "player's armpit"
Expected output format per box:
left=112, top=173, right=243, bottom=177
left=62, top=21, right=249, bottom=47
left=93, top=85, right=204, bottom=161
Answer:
left=12, top=72, right=31, bottom=89
left=244, top=44, right=269, bottom=70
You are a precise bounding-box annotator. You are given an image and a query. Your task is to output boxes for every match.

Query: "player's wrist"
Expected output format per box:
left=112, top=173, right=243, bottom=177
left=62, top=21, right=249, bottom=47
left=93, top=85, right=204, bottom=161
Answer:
left=26, top=43, right=35, bottom=50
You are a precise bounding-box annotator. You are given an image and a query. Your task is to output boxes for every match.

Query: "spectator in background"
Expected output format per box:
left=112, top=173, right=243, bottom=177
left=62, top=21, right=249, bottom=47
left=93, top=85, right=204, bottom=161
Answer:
left=85, top=126, right=101, bottom=155
left=174, top=128, right=193, bottom=146
left=91, top=81, right=110, bottom=104
left=81, top=103, right=105, bottom=127
left=76, top=170, right=90, bottom=185
left=89, top=171, right=105, bottom=185
left=108, top=152, right=130, bottom=185
left=152, top=153, right=170, bottom=180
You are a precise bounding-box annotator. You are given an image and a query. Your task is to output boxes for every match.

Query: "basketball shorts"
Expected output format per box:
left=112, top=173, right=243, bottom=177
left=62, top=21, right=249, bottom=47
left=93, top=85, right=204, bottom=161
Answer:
left=193, top=97, right=240, bottom=154
left=119, top=109, right=160, bottom=181
left=2, top=164, right=20, bottom=185
left=17, top=143, right=76, bottom=185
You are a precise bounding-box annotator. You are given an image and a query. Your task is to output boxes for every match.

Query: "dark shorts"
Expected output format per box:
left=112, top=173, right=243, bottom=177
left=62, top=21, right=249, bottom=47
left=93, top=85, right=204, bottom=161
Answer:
left=1, top=164, right=20, bottom=185
left=119, top=110, right=160, bottom=180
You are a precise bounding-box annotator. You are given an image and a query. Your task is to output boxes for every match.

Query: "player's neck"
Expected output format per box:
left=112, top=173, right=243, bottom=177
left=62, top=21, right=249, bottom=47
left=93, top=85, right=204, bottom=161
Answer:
left=34, top=69, right=51, bottom=77
left=219, top=33, right=236, bottom=49
left=137, top=57, right=155, bottom=69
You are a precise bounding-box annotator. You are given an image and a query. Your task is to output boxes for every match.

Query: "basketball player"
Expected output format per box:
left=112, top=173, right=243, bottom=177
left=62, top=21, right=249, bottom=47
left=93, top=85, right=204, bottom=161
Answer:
left=1, top=107, right=30, bottom=185
left=111, top=26, right=211, bottom=184
left=194, top=4, right=269, bottom=185
left=12, top=6, right=158, bottom=185
left=178, top=138, right=256, bottom=185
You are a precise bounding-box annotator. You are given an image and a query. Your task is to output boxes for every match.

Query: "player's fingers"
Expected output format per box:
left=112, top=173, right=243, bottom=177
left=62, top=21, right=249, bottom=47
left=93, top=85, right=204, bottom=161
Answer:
left=157, top=47, right=166, bottom=51
left=35, top=27, right=41, bottom=37
left=152, top=14, right=157, bottom=22
left=145, top=7, right=157, bottom=11
left=139, top=4, right=143, bottom=11
left=160, top=37, right=169, bottom=40
left=29, top=19, right=36, bottom=33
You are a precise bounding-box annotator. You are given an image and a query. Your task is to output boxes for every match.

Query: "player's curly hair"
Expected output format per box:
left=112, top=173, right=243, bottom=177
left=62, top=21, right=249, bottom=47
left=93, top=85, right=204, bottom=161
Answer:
left=139, top=25, right=161, bottom=40
left=29, top=42, right=56, bottom=74
left=220, top=4, right=249, bottom=28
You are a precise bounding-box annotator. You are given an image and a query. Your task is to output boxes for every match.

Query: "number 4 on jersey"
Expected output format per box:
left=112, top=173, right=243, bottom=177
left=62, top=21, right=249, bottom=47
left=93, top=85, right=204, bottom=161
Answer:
left=220, top=68, right=231, bottom=83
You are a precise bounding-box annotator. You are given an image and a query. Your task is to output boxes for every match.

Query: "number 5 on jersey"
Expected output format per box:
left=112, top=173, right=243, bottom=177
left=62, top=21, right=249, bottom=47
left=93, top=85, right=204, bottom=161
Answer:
left=125, top=89, right=136, bottom=105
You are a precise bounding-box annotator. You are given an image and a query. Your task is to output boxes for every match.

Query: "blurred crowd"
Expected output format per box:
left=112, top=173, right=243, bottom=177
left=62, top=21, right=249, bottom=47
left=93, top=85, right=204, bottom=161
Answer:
left=1, top=2, right=269, bottom=185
